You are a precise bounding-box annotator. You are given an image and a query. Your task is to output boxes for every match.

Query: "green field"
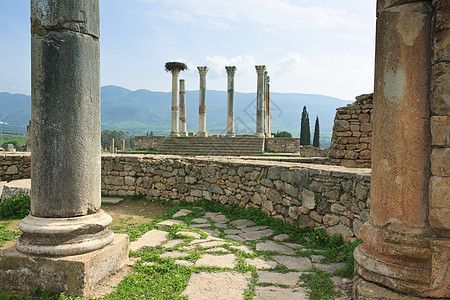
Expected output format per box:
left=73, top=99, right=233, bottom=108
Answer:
left=0, top=134, right=27, bottom=150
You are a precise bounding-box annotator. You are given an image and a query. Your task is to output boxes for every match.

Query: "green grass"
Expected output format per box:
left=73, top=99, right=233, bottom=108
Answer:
left=0, top=222, right=21, bottom=248
left=301, top=269, right=339, bottom=300
left=0, top=134, right=27, bottom=149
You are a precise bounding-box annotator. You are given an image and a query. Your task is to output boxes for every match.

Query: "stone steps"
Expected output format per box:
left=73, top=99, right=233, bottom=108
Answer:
left=156, top=136, right=264, bottom=156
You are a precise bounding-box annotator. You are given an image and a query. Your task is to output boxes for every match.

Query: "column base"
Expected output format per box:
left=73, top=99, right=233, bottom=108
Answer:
left=179, top=132, right=187, bottom=137
left=197, top=132, right=208, bottom=137
left=0, top=234, right=129, bottom=297
left=255, top=133, right=265, bottom=138
left=227, top=133, right=235, bottom=137
left=170, top=132, right=180, bottom=137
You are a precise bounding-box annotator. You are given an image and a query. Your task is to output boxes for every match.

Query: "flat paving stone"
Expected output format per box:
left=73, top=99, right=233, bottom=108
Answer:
left=173, top=209, right=193, bottom=218
left=230, top=245, right=253, bottom=254
left=204, top=212, right=220, bottom=218
left=162, top=239, right=184, bottom=249
left=314, top=262, right=346, bottom=273
left=224, top=229, right=243, bottom=235
left=273, top=234, right=289, bottom=241
left=240, top=229, right=274, bottom=241
left=192, top=218, right=209, bottom=223
left=129, top=230, right=169, bottom=251
left=214, top=223, right=228, bottom=228
left=195, top=254, right=237, bottom=269
left=160, top=251, right=189, bottom=259
left=311, top=255, right=325, bottom=262
left=256, top=241, right=296, bottom=255
left=230, top=219, right=256, bottom=228
left=225, top=235, right=246, bottom=243
left=245, top=257, right=277, bottom=269
left=202, top=229, right=221, bottom=237
left=254, top=286, right=308, bottom=300
left=283, top=242, right=303, bottom=249
left=206, top=247, right=228, bottom=253
left=175, top=260, right=194, bottom=267
left=155, top=219, right=184, bottom=228
left=273, top=255, right=312, bottom=271
left=182, top=272, right=251, bottom=300
left=196, top=240, right=229, bottom=248
left=241, top=226, right=269, bottom=232
left=257, top=271, right=303, bottom=286
left=101, top=197, right=123, bottom=204
left=209, top=214, right=230, bottom=223
left=190, top=223, right=212, bottom=228
left=179, top=231, right=201, bottom=239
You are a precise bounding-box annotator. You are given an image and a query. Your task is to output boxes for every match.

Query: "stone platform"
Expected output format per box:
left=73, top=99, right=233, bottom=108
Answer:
left=0, top=234, right=129, bottom=297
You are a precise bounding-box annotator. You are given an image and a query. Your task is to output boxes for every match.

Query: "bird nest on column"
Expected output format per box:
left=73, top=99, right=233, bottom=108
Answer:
left=165, top=62, right=188, bottom=72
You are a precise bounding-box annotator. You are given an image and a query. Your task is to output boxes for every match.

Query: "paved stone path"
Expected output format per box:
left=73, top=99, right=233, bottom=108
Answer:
left=129, top=208, right=352, bottom=299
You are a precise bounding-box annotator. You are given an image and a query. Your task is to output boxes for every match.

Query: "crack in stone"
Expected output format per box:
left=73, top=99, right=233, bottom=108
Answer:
left=31, top=18, right=99, bottom=41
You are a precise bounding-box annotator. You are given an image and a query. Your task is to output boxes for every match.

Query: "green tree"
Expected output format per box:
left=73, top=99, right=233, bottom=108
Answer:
left=272, top=131, right=292, bottom=138
left=101, top=130, right=135, bottom=151
left=300, top=106, right=311, bottom=145
left=313, top=116, right=320, bottom=148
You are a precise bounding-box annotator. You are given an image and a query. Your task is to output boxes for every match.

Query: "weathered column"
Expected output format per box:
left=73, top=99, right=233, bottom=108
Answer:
left=121, top=139, right=126, bottom=151
left=225, top=66, right=237, bottom=137
left=353, top=1, right=449, bottom=298
left=264, top=72, right=271, bottom=137
left=26, top=120, right=32, bottom=152
left=197, top=66, right=208, bottom=137
left=255, top=65, right=266, bottom=137
left=110, top=138, right=115, bottom=153
left=170, top=69, right=180, bottom=136
left=0, top=1, right=128, bottom=296
left=179, top=79, right=187, bottom=136
left=266, top=75, right=272, bottom=137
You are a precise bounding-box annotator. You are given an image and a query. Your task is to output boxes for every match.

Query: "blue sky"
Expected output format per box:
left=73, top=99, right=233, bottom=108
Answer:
left=0, top=0, right=376, bottom=100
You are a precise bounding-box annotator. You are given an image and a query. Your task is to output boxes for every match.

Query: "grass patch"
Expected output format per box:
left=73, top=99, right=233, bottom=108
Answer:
left=301, top=269, right=338, bottom=300
left=0, top=221, right=21, bottom=248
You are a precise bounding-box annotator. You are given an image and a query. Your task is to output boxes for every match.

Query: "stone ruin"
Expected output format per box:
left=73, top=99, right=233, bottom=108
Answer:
left=329, top=93, right=373, bottom=168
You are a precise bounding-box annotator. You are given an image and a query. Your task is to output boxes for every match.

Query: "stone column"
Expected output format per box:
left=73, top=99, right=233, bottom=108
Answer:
left=255, top=65, right=266, bottom=137
left=264, top=72, right=271, bottom=137
left=170, top=69, right=180, bottom=136
left=266, top=76, right=272, bottom=137
left=179, top=79, right=187, bottom=136
left=0, top=1, right=128, bottom=296
left=353, top=1, right=449, bottom=299
left=197, top=66, right=208, bottom=137
left=26, top=120, right=32, bottom=152
left=225, top=66, right=237, bottom=137
left=121, top=139, right=126, bottom=151
left=110, top=138, right=115, bottom=153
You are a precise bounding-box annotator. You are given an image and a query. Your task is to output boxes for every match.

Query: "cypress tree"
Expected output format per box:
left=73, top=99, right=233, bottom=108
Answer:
left=300, top=106, right=311, bottom=145
left=313, top=116, right=320, bottom=148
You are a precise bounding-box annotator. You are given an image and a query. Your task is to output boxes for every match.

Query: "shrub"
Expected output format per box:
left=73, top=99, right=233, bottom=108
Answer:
left=0, top=194, right=30, bottom=219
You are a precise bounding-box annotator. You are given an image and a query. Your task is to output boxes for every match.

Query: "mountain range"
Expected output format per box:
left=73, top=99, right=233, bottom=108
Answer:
left=0, top=85, right=353, bottom=146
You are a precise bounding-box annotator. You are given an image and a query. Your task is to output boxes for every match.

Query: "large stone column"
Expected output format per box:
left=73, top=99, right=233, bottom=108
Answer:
left=170, top=69, right=180, bottom=136
left=110, top=138, right=115, bottom=153
left=255, top=65, right=266, bottom=137
left=0, top=1, right=128, bottom=296
left=264, top=73, right=271, bottom=137
left=353, top=1, right=449, bottom=298
left=179, top=79, right=187, bottom=136
left=225, top=66, right=237, bottom=137
left=197, top=66, right=208, bottom=137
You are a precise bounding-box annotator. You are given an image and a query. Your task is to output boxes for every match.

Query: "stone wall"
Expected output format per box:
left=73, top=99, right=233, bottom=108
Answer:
left=1, top=153, right=371, bottom=241
left=0, top=153, right=31, bottom=182
left=134, top=136, right=165, bottom=150
left=263, top=137, right=329, bottom=157
left=101, top=154, right=371, bottom=242
left=329, top=94, right=373, bottom=168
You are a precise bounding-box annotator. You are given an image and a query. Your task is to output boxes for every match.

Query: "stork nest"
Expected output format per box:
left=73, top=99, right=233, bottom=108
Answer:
left=165, top=62, right=188, bottom=72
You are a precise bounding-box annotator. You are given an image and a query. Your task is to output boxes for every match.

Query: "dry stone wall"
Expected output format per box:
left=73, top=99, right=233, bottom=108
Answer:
left=329, top=94, right=373, bottom=168
left=265, top=138, right=329, bottom=157
left=101, top=154, right=371, bottom=242
left=134, top=136, right=165, bottom=150
left=1, top=153, right=371, bottom=241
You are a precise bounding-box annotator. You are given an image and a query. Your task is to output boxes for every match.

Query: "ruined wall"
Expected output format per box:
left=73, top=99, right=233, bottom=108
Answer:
left=134, top=136, right=165, bottom=150
left=329, top=94, right=373, bottom=168
left=101, top=154, right=371, bottom=241
left=265, top=138, right=329, bottom=157
left=0, top=153, right=31, bottom=181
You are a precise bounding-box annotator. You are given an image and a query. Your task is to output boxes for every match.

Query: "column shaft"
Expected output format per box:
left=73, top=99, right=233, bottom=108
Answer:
left=255, top=65, right=266, bottom=137
left=197, top=66, right=208, bottom=137
left=170, top=70, right=180, bottom=136
left=179, top=79, right=187, bottom=136
left=226, top=66, right=237, bottom=137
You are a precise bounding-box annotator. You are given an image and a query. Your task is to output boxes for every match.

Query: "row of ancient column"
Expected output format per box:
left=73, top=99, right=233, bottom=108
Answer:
left=168, top=65, right=272, bottom=137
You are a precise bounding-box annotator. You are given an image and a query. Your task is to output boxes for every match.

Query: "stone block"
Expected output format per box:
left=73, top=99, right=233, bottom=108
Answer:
left=359, top=150, right=371, bottom=160
left=335, top=131, right=352, bottom=137
left=360, top=123, right=372, bottom=132
left=0, top=234, right=129, bottom=297
left=301, top=189, right=315, bottom=209
left=323, top=214, right=340, bottom=226
left=429, top=175, right=450, bottom=231
left=431, top=116, right=450, bottom=146
left=431, top=147, right=450, bottom=176
left=344, top=151, right=359, bottom=160
left=430, top=62, right=450, bottom=115
left=432, top=0, right=450, bottom=63
left=298, top=215, right=315, bottom=228
left=310, top=211, right=322, bottom=223
left=326, top=223, right=353, bottom=242
left=334, top=120, right=351, bottom=131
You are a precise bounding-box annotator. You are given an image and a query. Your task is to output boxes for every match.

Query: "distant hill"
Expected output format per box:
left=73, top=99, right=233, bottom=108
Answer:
left=0, top=85, right=353, bottom=147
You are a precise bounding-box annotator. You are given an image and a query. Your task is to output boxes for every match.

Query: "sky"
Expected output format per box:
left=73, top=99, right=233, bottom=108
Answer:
left=0, top=0, right=376, bottom=100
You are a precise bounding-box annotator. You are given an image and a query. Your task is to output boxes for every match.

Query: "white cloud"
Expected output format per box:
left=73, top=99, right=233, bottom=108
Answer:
left=206, top=55, right=256, bottom=77
left=139, top=0, right=365, bottom=32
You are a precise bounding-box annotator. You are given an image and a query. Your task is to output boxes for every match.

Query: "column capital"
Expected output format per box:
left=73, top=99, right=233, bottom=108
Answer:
left=225, top=66, right=237, bottom=76
left=197, top=66, right=209, bottom=76
left=255, top=65, right=266, bottom=74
